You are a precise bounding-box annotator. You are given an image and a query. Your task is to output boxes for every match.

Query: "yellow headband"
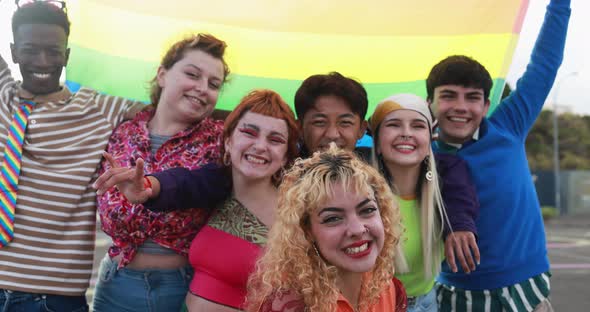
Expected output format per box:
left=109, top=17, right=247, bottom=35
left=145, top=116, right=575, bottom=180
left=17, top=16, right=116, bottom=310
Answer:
left=368, top=94, right=433, bottom=135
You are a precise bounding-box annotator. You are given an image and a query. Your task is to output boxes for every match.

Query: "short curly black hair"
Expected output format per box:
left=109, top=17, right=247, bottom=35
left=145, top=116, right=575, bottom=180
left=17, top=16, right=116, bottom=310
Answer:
left=294, top=72, right=368, bottom=120
left=12, top=2, right=71, bottom=40
left=426, top=55, right=493, bottom=102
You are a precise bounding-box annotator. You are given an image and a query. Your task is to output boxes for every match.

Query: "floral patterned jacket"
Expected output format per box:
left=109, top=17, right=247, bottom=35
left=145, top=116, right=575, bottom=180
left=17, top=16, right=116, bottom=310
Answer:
left=97, top=108, right=223, bottom=267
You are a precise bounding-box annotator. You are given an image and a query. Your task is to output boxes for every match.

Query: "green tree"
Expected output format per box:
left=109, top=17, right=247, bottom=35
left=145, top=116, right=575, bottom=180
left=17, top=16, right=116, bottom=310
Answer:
left=500, top=83, right=589, bottom=170
left=525, top=110, right=590, bottom=170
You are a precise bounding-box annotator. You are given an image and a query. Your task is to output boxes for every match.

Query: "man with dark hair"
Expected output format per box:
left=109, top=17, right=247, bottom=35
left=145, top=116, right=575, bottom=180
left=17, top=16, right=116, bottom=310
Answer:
left=0, top=2, right=142, bottom=310
left=10, top=0, right=71, bottom=95
left=294, top=72, right=369, bottom=158
left=428, top=0, right=570, bottom=310
left=426, top=55, right=495, bottom=146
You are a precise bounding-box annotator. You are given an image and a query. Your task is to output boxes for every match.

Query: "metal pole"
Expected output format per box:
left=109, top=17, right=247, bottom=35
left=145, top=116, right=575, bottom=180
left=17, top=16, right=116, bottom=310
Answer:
left=552, top=93, right=561, bottom=215
left=552, top=72, right=578, bottom=216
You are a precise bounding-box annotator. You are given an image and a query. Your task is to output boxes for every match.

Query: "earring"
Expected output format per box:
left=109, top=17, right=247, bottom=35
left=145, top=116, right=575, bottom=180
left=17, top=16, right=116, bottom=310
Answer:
left=223, top=151, right=231, bottom=166
left=424, top=155, right=433, bottom=181
left=312, top=242, right=321, bottom=258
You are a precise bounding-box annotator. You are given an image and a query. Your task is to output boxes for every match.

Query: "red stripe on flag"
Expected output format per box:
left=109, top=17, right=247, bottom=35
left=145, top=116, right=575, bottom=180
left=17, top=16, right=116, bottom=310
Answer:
left=512, top=0, right=530, bottom=33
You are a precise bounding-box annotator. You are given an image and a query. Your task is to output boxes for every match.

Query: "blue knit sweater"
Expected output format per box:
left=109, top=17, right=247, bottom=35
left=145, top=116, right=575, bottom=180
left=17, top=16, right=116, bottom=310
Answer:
left=434, top=0, right=571, bottom=290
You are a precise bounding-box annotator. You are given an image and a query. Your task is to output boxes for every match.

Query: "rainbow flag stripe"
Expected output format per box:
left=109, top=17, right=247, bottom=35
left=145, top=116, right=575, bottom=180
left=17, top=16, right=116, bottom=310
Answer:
left=66, top=0, right=530, bottom=114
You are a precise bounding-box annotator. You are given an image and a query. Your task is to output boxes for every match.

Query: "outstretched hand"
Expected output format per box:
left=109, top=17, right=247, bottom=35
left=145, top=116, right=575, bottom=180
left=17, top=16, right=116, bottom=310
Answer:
left=444, top=231, right=481, bottom=274
left=94, top=152, right=152, bottom=204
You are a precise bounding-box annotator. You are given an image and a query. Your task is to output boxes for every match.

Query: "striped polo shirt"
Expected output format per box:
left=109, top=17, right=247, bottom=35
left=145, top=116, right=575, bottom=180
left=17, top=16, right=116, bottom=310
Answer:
left=0, top=57, right=143, bottom=296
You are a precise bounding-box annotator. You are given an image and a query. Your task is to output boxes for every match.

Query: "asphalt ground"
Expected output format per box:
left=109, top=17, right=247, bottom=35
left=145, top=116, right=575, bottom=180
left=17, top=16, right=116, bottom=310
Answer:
left=86, top=214, right=590, bottom=311
left=544, top=214, right=590, bottom=310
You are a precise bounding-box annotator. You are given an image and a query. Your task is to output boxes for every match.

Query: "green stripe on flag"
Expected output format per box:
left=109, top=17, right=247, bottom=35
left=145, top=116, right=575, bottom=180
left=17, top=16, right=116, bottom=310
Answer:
left=66, top=44, right=505, bottom=115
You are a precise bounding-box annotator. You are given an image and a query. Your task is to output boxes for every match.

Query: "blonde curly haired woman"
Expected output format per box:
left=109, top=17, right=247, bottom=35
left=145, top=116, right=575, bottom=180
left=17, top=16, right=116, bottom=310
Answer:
left=246, top=144, right=407, bottom=312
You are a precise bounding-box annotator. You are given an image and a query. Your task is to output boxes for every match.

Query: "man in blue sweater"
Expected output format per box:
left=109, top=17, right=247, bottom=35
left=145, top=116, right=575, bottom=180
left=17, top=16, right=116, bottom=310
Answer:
left=427, top=0, right=571, bottom=311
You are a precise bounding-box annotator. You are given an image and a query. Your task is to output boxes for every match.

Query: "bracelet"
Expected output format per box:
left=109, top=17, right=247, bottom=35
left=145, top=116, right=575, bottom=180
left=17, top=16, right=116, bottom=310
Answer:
left=143, top=176, right=152, bottom=189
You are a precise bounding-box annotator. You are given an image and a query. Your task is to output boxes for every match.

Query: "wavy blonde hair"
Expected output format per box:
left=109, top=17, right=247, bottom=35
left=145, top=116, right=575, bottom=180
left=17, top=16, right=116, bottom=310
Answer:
left=379, top=145, right=447, bottom=280
left=371, top=120, right=449, bottom=280
left=246, top=144, right=402, bottom=312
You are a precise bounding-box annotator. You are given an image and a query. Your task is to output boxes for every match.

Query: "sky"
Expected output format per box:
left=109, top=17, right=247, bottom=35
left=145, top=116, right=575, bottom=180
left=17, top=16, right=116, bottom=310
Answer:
left=1, top=0, right=587, bottom=115
left=506, top=0, right=589, bottom=115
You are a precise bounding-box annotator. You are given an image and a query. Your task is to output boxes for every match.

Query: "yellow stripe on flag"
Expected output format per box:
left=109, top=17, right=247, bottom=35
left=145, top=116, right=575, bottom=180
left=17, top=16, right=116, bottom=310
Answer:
left=69, top=0, right=519, bottom=83
left=90, top=0, right=523, bottom=36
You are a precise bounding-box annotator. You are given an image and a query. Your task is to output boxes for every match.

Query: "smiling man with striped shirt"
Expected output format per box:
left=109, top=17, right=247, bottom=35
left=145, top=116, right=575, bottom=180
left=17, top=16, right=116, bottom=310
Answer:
left=0, top=2, right=143, bottom=311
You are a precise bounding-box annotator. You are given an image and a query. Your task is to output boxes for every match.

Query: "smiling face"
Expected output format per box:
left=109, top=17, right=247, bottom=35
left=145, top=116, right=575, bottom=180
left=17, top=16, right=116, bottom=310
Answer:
left=377, top=109, right=431, bottom=169
left=225, top=111, right=289, bottom=183
left=11, top=24, right=69, bottom=95
left=156, top=49, right=224, bottom=124
left=301, top=95, right=367, bottom=153
left=430, top=84, right=490, bottom=144
left=310, top=182, right=384, bottom=275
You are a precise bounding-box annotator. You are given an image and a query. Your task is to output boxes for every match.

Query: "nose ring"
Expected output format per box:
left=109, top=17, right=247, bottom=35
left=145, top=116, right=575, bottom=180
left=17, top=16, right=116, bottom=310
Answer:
left=400, top=135, right=411, bottom=141
left=363, top=225, right=369, bottom=234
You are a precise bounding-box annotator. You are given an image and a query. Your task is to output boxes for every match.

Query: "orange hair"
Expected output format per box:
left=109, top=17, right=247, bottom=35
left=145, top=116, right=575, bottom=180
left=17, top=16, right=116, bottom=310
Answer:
left=221, top=89, right=300, bottom=175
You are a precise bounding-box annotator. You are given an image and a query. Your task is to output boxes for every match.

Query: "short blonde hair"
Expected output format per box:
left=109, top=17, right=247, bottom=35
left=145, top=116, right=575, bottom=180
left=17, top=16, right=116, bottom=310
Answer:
left=246, top=144, right=402, bottom=312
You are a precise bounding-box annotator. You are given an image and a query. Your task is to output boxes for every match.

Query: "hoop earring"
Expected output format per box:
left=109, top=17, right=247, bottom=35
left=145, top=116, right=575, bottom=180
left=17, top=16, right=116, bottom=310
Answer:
left=312, top=242, right=321, bottom=258
left=424, top=155, right=433, bottom=181
left=223, top=151, right=231, bottom=166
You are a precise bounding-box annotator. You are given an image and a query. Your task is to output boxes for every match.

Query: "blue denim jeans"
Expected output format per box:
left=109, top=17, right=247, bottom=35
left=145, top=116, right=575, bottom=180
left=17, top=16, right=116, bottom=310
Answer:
left=408, top=287, right=438, bottom=312
left=0, top=289, right=88, bottom=312
left=92, top=255, right=192, bottom=312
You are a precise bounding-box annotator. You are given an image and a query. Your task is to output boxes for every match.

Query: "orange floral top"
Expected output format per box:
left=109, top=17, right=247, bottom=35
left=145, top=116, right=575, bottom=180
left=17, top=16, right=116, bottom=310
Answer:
left=261, top=277, right=407, bottom=312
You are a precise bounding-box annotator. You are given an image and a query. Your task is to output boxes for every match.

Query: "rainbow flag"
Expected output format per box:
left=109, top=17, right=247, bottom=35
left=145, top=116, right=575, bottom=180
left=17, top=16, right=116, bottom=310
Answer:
left=66, top=0, right=529, bottom=114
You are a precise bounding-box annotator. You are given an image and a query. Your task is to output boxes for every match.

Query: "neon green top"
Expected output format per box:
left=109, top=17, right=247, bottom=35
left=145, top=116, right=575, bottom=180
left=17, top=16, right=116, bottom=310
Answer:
left=395, top=198, right=435, bottom=297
